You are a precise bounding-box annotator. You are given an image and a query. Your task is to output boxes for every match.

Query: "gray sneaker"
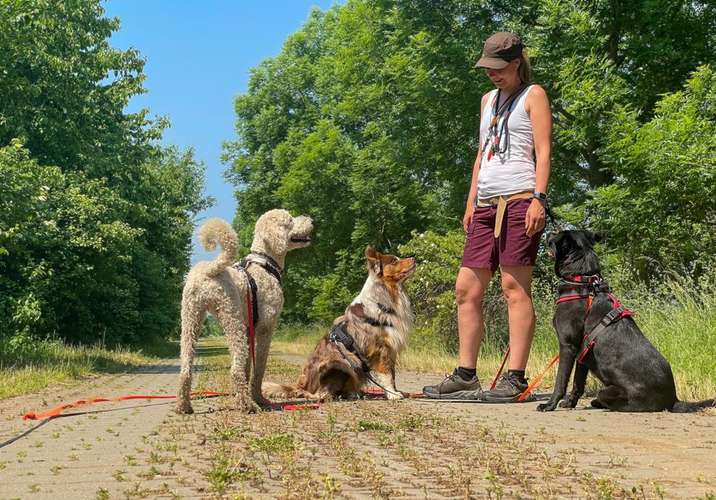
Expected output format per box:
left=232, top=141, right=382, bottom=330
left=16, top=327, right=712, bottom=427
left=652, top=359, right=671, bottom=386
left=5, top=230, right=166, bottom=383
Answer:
left=480, top=373, right=529, bottom=403
left=422, top=369, right=482, bottom=399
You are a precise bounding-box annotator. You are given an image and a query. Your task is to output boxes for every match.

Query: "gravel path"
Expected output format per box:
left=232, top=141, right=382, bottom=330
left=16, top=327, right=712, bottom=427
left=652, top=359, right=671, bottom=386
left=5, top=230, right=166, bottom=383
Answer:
left=1, top=339, right=714, bottom=499
left=0, top=354, right=209, bottom=499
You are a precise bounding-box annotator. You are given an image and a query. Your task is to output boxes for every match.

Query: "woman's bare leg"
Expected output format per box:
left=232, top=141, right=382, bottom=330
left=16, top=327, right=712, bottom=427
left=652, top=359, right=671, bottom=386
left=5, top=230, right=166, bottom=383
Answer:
left=500, top=265, right=536, bottom=370
left=455, top=266, right=494, bottom=368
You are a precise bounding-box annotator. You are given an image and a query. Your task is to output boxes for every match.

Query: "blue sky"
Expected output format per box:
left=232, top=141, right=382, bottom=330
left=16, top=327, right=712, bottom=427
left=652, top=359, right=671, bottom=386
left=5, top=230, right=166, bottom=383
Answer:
left=104, top=0, right=337, bottom=263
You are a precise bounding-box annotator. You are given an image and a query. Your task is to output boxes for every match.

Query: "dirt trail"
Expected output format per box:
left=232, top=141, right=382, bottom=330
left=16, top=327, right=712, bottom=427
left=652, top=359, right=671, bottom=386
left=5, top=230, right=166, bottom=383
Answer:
left=0, top=339, right=714, bottom=499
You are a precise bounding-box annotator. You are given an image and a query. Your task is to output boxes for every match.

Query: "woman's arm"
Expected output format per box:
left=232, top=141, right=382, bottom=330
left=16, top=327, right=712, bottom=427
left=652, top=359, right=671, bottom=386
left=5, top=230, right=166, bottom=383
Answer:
left=524, top=85, right=552, bottom=237
left=464, top=93, right=490, bottom=232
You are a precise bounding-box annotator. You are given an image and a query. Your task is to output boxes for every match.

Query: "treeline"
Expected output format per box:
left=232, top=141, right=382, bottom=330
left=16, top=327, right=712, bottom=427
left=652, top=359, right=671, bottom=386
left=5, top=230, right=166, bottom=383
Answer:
left=0, top=1, right=208, bottom=349
left=226, top=0, right=716, bottom=323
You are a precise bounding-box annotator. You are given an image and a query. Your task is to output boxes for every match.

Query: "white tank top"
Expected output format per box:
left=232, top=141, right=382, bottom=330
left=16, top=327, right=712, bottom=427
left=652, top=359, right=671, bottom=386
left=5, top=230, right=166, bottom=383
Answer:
left=477, top=85, right=536, bottom=201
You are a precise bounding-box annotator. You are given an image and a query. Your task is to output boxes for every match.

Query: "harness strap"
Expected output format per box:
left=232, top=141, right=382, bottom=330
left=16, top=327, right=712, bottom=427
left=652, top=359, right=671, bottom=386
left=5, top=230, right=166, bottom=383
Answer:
left=232, top=260, right=261, bottom=367
left=245, top=277, right=256, bottom=366
left=239, top=254, right=282, bottom=284
left=329, top=322, right=371, bottom=373
left=362, top=316, right=394, bottom=328
left=554, top=274, right=634, bottom=365
left=577, top=305, right=632, bottom=364
left=377, top=303, right=396, bottom=315
left=329, top=322, right=403, bottom=398
left=251, top=251, right=283, bottom=274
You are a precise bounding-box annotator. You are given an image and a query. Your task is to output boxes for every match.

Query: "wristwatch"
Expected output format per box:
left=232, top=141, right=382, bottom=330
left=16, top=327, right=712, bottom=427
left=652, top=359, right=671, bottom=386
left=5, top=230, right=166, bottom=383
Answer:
left=533, top=191, right=547, bottom=204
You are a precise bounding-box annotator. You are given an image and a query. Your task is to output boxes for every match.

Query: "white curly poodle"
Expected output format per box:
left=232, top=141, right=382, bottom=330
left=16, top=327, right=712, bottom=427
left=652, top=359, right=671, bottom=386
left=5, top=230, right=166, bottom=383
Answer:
left=176, top=209, right=313, bottom=414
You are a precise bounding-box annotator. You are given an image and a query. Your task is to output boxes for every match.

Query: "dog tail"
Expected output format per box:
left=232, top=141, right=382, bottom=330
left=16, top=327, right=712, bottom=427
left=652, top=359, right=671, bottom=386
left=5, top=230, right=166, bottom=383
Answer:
left=262, top=382, right=321, bottom=401
left=198, top=218, right=238, bottom=277
left=671, top=398, right=716, bottom=413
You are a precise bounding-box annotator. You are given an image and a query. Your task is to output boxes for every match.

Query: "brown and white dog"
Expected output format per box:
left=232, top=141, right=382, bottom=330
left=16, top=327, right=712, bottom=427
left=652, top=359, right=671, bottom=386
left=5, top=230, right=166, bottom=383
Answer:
left=264, top=247, right=415, bottom=401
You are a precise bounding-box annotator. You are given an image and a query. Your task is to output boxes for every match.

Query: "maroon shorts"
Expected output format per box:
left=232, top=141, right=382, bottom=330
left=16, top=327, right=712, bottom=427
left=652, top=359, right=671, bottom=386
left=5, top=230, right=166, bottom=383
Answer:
left=461, top=199, right=542, bottom=271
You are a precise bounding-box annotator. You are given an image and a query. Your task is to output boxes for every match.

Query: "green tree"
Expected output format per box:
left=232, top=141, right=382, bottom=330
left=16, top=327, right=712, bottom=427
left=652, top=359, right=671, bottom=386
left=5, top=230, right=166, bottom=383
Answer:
left=590, top=66, right=716, bottom=279
left=0, top=1, right=209, bottom=345
left=225, top=0, right=716, bottom=322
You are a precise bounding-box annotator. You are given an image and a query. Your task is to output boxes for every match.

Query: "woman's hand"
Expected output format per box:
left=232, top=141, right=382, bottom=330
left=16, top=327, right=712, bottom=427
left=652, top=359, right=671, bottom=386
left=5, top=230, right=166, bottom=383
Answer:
left=463, top=207, right=475, bottom=232
left=525, top=199, right=545, bottom=237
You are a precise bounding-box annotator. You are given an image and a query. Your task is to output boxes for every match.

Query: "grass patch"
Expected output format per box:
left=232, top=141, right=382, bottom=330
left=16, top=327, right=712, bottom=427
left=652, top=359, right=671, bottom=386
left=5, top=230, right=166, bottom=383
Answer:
left=356, top=419, right=393, bottom=432
left=0, top=337, right=178, bottom=399
left=249, top=433, right=298, bottom=454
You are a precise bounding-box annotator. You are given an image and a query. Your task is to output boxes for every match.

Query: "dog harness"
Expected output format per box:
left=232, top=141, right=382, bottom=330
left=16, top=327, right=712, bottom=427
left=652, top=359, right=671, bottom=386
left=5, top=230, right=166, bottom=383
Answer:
left=232, top=252, right=283, bottom=365
left=328, top=312, right=403, bottom=398
left=555, top=274, right=634, bottom=364
left=329, top=321, right=372, bottom=374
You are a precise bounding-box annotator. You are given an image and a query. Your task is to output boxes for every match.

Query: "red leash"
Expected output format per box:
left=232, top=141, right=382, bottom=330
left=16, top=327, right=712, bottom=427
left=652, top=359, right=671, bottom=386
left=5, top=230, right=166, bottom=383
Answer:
left=490, top=346, right=511, bottom=390
left=22, top=387, right=420, bottom=421
left=245, top=289, right=256, bottom=366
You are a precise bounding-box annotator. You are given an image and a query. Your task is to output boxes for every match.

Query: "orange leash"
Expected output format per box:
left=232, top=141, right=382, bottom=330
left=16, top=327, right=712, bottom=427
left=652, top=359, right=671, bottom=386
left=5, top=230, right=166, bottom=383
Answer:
left=22, top=391, right=326, bottom=421
left=23, top=391, right=229, bottom=421
left=361, top=387, right=426, bottom=399
left=517, top=353, right=560, bottom=402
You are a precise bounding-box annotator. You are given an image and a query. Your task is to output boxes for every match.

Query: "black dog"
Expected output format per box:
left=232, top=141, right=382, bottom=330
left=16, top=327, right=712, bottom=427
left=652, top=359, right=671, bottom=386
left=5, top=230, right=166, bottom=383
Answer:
left=538, top=230, right=714, bottom=413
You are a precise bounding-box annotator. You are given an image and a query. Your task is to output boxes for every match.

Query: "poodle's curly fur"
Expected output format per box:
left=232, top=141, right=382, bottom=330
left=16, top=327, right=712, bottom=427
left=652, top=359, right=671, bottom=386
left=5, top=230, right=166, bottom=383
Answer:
left=176, top=209, right=312, bottom=414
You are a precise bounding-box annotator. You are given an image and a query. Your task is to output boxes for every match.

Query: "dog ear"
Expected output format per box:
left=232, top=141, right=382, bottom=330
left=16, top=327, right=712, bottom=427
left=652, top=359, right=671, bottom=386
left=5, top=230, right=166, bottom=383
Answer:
left=365, top=246, right=383, bottom=275
left=586, top=231, right=602, bottom=245
left=546, top=231, right=563, bottom=257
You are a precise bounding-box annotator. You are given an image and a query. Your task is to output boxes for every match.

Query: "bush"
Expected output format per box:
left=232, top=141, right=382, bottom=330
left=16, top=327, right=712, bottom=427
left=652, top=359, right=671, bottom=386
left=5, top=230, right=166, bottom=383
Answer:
left=399, top=229, right=523, bottom=353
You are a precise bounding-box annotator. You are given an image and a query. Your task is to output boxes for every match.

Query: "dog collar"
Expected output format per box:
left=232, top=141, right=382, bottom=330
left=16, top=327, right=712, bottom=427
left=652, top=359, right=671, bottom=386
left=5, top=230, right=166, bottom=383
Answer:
left=559, top=274, right=601, bottom=285
left=251, top=251, right=283, bottom=274
left=240, top=253, right=282, bottom=284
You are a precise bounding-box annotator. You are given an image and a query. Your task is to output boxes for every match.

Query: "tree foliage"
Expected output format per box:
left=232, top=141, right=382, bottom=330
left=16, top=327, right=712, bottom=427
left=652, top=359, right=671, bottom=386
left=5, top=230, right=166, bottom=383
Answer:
left=226, top=0, right=716, bottom=322
left=0, top=1, right=209, bottom=346
left=591, top=66, right=716, bottom=278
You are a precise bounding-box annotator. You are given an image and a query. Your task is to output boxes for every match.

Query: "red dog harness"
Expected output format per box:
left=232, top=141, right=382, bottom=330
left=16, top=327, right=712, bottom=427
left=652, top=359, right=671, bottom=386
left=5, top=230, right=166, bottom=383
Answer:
left=555, top=275, right=634, bottom=364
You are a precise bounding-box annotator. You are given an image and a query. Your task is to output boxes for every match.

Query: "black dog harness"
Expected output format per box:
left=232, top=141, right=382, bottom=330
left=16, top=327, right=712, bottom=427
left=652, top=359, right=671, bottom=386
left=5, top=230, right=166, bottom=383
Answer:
left=328, top=309, right=402, bottom=397
left=329, top=321, right=372, bottom=374
left=232, top=252, right=283, bottom=326
left=555, top=274, right=634, bottom=364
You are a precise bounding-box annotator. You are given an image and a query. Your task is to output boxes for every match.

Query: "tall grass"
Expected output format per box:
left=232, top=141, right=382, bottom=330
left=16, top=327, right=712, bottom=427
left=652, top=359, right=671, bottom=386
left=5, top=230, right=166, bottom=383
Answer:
left=272, top=277, right=716, bottom=401
left=0, top=338, right=177, bottom=399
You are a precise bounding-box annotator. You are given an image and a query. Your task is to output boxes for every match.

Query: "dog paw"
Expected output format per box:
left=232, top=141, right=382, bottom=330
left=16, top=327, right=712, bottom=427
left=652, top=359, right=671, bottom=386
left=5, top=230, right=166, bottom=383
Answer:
left=386, top=391, right=404, bottom=401
left=235, top=393, right=262, bottom=413
left=559, top=398, right=577, bottom=409
left=255, top=395, right=274, bottom=409
left=537, top=402, right=557, bottom=412
left=175, top=402, right=194, bottom=415
left=590, top=398, right=606, bottom=409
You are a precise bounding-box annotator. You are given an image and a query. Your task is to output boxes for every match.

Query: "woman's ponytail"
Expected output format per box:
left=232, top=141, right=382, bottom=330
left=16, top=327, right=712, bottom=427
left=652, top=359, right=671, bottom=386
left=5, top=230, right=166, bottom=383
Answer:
left=518, top=52, right=532, bottom=84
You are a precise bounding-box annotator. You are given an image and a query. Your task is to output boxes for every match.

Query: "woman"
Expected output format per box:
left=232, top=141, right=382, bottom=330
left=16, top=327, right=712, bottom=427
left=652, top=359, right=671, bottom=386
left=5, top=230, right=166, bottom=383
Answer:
left=424, top=32, right=551, bottom=402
